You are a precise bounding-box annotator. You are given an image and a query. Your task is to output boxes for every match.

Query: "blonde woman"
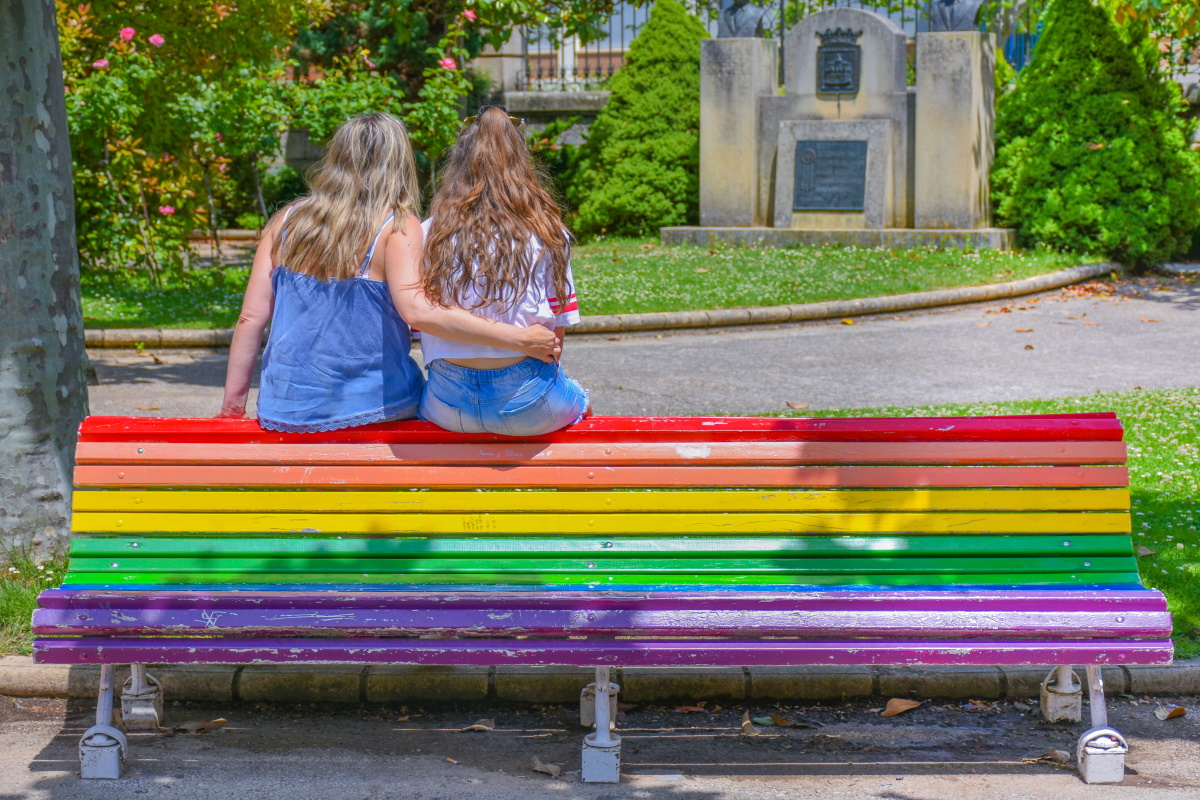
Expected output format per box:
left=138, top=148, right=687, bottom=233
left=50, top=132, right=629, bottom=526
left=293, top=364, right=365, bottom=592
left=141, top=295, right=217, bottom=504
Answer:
left=219, top=113, right=558, bottom=431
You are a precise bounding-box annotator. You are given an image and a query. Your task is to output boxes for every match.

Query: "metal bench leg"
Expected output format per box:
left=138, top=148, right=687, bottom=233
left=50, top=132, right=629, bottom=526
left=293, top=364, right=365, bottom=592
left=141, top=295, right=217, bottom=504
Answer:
left=1041, top=665, right=1082, bottom=722
left=121, top=663, right=164, bottom=731
left=1077, top=665, right=1128, bottom=784
left=80, top=664, right=128, bottom=779
left=579, top=678, right=620, bottom=727
left=581, top=666, right=621, bottom=783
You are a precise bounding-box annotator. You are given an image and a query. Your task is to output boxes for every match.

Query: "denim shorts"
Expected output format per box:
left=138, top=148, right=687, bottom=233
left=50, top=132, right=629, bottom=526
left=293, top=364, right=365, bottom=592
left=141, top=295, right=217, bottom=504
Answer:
left=419, top=358, right=589, bottom=436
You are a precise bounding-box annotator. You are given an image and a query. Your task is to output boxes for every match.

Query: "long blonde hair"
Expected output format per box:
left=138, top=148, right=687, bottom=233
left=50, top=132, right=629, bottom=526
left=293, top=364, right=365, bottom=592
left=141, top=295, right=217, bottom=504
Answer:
left=422, top=106, right=571, bottom=311
left=271, top=112, right=420, bottom=280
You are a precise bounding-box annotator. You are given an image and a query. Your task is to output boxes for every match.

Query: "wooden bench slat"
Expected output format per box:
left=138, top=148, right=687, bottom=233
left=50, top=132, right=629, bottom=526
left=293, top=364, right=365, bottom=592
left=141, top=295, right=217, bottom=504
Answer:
left=33, top=601, right=1170, bottom=639
left=78, top=414, right=1126, bottom=444
left=74, top=440, right=1129, bottom=467
left=72, top=488, right=1133, bottom=514
left=33, top=636, right=1173, bottom=667
left=73, top=464, right=1132, bottom=489
left=60, top=569, right=1142, bottom=587
left=71, top=511, right=1132, bottom=536
left=68, top=534, right=1136, bottom=558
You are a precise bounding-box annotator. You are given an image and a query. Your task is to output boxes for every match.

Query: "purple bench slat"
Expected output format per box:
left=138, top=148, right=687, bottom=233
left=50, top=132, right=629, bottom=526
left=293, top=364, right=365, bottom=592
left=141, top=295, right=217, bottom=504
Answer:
left=32, top=591, right=1173, bottom=639
left=33, top=637, right=1175, bottom=667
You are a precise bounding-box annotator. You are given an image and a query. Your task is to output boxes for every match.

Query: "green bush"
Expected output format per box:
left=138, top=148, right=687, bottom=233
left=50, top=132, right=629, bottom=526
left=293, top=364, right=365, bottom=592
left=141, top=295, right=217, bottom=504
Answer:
left=992, top=0, right=1200, bottom=268
left=570, top=0, right=708, bottom=236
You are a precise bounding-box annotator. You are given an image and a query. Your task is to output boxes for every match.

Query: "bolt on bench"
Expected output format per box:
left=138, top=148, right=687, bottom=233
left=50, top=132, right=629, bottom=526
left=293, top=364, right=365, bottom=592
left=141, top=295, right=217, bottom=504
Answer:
left=34, top=413, right=1171, bottom=783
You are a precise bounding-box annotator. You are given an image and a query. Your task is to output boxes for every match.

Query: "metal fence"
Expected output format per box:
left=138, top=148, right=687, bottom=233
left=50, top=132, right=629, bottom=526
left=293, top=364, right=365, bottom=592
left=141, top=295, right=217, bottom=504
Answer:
left=517, top=0, right=1044, bottom=92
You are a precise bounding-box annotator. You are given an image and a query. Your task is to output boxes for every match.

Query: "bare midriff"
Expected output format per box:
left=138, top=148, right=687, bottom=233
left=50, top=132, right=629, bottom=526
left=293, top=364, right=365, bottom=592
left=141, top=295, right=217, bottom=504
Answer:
left=443, top=355, right=527, bottom=370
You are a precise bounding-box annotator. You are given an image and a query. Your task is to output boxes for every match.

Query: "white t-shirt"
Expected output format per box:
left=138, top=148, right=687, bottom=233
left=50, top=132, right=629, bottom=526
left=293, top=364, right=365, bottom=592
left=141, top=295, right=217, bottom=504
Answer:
left=417, top=217, right=581, bottom=365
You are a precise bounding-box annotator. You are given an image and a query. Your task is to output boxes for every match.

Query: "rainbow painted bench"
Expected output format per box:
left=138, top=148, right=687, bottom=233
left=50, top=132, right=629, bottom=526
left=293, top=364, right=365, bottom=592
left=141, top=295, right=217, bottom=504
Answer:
left=35, top=413, right=1170, bottom=783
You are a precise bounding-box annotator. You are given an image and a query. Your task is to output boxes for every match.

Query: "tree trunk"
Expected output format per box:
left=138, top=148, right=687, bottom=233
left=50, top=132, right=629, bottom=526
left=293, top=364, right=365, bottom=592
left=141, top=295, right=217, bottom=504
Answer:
left=0, top=0, right=89, bottom=555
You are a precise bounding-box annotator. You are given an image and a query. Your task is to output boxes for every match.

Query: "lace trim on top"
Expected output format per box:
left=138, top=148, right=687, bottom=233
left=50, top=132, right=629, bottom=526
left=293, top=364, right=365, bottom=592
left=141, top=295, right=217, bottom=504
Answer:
left=257, top=402, right=416, bottom=433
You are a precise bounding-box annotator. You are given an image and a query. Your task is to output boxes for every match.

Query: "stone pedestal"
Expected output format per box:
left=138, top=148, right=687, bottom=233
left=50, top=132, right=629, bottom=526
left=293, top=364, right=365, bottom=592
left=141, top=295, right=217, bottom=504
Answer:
left=757, top=8, right=912, bottom=228
left=773, top=120, right=894, bottom=229
left=700, top=38, right=779, bottom=227
left=913, top=32, right=995, bottom=229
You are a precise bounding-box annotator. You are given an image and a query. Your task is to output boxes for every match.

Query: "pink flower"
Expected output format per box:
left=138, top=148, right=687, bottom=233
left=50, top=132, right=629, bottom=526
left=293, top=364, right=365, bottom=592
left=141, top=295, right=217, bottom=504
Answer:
left=215, top=132, right=223, bottom=141
left=148, top=33, right=165, bottom=47
left=438, top=57, right=457, bottom=70
left=158, top=206, right=175, bottom=216
left=92, top=58, right=109, bottom=69
left=363, top=54, right=376, bottom=69
left=119, top=27, right=136, bottom=42
left=461, top=9, right=476, bottom=21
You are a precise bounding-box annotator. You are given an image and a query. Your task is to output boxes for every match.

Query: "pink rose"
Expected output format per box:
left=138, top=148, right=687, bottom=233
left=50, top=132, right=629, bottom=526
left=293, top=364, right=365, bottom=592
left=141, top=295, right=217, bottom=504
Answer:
left=158, top=206, right=175, bottom=216
left=148, top=34, right=165, bottom=47
left=92, top=58, right=109, bottom=69
left=119, top=27, right=136, bottom=42
left=438, top=57, right=457, bottom=70
left=461, top=9, right=476, bottom=21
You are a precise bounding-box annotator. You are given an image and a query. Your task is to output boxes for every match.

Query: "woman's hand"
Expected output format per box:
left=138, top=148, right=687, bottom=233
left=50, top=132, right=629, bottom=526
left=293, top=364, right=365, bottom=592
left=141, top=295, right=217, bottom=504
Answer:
left=214, top=403, right=247, bottom=419
left=518, top=325, right=561, bottom=363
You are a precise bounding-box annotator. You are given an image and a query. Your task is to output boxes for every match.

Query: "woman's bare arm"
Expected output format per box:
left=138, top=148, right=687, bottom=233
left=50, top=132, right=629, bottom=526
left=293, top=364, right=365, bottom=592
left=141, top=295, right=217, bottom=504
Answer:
left=384, top=215, right=560, bottom=362
left=217, top=215, right=281, bottom=417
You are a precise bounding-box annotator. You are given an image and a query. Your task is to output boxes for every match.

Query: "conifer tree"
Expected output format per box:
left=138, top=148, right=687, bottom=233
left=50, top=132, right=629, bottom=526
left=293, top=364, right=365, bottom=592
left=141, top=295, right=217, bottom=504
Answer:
left=571, top=0, right=709, bottom=236
left=992, top=0, right=1200, bottom=267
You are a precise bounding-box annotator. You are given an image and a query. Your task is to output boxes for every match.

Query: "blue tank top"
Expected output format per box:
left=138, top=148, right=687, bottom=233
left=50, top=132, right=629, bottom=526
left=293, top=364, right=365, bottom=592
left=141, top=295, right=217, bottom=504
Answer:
left=256, top=213, right=425, bottom=432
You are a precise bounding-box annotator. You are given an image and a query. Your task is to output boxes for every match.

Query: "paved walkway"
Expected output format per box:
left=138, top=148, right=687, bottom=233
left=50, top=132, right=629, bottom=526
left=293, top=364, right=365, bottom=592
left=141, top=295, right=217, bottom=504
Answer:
left=86, top=274, right=1198, bottom=417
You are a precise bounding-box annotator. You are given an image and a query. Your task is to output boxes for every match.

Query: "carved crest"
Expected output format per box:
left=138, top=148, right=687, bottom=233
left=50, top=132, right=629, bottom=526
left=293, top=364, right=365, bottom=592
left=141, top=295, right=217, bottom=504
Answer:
left=816, top=28, right=863, bottom=96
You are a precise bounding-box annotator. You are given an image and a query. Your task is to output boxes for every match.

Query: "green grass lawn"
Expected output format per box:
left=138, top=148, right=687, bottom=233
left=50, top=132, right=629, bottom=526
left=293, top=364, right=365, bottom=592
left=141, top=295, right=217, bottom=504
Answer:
left=80, top=239, right=1083, bottom=329
left=764, top=387, right=1200, bottom=657
left=0, top=548, right=67, bottom=655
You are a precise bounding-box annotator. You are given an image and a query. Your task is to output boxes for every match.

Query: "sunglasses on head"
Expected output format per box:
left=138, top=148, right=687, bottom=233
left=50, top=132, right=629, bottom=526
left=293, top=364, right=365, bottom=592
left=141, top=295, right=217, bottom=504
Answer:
left=462, top=104, right=525, bottom=129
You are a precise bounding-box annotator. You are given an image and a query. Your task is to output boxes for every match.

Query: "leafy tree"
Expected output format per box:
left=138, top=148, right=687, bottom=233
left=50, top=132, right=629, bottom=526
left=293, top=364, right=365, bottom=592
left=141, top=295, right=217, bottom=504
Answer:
left=0, top=0, right=89, bottom=553
left=992, top=0, right=1200, bottom=267
left=570, top=0, right=708, bottom=236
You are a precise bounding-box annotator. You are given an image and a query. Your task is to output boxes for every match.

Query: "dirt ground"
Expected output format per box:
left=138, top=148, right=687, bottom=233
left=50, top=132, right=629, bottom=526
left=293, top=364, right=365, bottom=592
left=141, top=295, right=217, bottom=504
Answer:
left=3, top=693, right=1200, bottom=799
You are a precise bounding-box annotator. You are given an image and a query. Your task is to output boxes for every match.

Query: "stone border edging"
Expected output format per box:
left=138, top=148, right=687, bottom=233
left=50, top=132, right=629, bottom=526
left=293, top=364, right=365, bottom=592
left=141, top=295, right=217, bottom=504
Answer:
left=2, top=656, right=1197, bottom=706
left=83, top=263, right=1117, bottom=348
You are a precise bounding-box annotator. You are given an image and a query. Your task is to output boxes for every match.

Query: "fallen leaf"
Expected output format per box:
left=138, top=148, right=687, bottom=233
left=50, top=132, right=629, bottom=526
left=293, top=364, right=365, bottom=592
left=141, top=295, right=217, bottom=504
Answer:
left=785, top=402, right=809, bottom=410
left=741, top=711, right=760, bottom=735
left=1013, top=701, right=1034, bottom=712
left=396, top=715, right=410, bottom=722
left=1081, top=321, right=1099, bottom=326
left=1085, top=142, right=1105, bottom=151
left=975, top=321, right=991, bottom=327
left=174, top=718, right=226, bottom=734
left=893, top=316, right=909, bottom=321
left=531, top=756, right=562, bottom=778
left=767, top=714, right=815, bottom=728
left=1156, top=705, right=1186, bottom=720
left=1023, top=749, right=1072, bottom=765
left=151, top=355, right=164, bottom=364
left=461, top=718, right=495, bottom=732
left=880, top=699, right=922, bottom=717
left=1015, top=328, right=1033, bottom=333
left=675, top=705, right=707, bottom=713
left=752, top=716, right=775, bottom=726
left=135, top=402, right=160, bottom=411
left=1139, top=317, right=1160, bottom=323
left=1137, top=546, right=1156, bottom=557
left=694, top=267, right=709, bottom=274
left=841, top=318, right=856, bottom=325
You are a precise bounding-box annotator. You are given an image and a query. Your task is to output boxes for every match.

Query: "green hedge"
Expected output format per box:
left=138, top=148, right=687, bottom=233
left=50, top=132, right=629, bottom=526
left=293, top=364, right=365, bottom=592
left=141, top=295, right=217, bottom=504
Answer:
left=992, top=0, right=1200, bottom=268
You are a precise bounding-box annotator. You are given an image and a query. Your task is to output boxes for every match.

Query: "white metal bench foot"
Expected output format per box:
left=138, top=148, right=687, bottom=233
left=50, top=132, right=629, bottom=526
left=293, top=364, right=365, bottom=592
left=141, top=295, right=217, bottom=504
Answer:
left=81, top=664, right=127, bottom=779
left=1041, top=665, right=1082, bottom=722
left=581, top=666, right=621, bottom=783
left=120, top=663, right=163, bottom=731
left=579, top=680, right=620, bottom=727
left=1077, top=665, right=1127, bottom=784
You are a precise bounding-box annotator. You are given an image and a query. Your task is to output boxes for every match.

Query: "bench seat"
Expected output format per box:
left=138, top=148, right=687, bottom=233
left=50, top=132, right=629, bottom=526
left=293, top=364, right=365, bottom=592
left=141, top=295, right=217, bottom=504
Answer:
left=35, top=412, right=1171, bottom=782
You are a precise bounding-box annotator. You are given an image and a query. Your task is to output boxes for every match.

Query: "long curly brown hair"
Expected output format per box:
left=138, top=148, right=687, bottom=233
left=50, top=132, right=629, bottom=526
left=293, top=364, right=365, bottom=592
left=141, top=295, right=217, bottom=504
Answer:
left=422, top=107, right=571, bottom=312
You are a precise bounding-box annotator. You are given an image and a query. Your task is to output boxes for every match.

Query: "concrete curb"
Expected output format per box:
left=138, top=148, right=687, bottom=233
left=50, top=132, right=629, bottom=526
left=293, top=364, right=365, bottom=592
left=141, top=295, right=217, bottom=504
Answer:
left=4, top=656, right=1197, bottom=705
left=84, top=263, right=1118, bottom=348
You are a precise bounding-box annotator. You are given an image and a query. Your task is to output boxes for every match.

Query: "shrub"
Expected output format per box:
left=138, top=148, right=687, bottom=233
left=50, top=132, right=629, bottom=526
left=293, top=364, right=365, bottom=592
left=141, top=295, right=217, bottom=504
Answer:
left=570, top=0, right=709, bottom=237
left=992, top=0, right=1200, bottom=268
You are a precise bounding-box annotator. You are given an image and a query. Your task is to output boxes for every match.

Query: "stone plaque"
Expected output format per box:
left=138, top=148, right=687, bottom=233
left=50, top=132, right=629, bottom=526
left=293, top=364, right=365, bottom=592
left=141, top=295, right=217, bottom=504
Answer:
left=792, top=140, right=868, bottom=211
left=816, top=28, right=863, bottom=95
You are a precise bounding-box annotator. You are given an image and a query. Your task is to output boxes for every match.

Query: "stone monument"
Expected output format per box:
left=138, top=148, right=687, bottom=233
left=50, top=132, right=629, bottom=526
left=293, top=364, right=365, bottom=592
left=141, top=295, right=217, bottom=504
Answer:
left=913, top=30, right=995, bottom=228
left=758, top=8, right=912, bottom=230
left=699, top=36, right=778, bottom=226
